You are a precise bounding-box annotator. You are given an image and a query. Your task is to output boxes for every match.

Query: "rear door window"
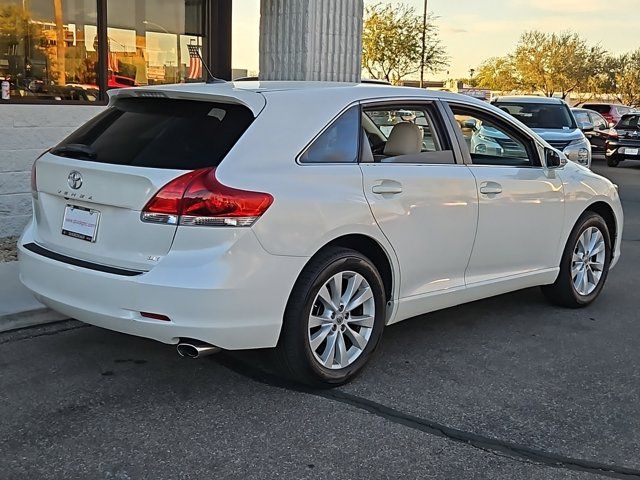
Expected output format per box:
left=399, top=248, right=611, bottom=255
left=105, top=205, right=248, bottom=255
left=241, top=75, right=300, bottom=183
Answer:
left=51, top=98, right=254, bottom=170
left=361, top=104, right=455, bottom=164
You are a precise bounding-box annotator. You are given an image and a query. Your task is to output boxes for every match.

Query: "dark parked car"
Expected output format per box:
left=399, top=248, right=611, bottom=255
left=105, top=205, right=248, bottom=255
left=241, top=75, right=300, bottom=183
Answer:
left=571, top=107, right=611, bottom=153
left=605, top=113, right=640, bottom=167
left=582, top=103, right=635, bottom=126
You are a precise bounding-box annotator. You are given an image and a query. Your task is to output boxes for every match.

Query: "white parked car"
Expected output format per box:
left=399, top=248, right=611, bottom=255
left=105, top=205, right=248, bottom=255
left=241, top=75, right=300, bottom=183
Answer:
left=19, top=82, right=623, bottom=386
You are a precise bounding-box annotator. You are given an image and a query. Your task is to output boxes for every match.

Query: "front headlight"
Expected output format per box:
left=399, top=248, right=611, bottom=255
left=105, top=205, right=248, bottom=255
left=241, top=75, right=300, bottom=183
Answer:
left=563, top=138, right=591, bottom=165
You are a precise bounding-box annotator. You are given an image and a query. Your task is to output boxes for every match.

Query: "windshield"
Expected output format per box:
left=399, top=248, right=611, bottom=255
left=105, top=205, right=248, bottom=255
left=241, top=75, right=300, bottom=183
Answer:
left=494, top=102, right=577, bottom=130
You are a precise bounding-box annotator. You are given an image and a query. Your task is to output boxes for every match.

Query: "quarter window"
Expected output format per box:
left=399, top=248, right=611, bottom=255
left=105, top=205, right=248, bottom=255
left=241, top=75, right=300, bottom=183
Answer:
left=450, top=105, right=538, bottom=167
left=299, top=106, right=360, bottom=164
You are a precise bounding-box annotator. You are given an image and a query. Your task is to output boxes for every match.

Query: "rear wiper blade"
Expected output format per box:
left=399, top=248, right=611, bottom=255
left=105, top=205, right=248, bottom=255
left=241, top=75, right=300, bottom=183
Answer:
left=51, top=143, right=97, bottom=159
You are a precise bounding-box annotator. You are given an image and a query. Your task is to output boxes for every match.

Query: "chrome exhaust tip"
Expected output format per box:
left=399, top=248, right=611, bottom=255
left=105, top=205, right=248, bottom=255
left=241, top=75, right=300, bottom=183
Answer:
left=176, top=340, right=221, bottom=359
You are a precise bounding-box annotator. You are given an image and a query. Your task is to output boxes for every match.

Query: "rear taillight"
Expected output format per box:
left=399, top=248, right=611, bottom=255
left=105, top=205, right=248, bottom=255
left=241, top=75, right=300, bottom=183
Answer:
left=141, top=168, right=273, bottom=227
left=141, top=169, right=202, bottom=225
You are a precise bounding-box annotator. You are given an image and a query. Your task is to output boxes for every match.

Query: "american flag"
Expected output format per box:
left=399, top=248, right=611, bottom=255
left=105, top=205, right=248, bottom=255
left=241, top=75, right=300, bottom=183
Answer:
left=187, top=44, right=202, bottom=80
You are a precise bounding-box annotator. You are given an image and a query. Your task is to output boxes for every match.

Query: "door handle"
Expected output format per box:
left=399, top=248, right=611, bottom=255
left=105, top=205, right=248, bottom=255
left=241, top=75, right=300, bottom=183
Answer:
left=479, top=181, right=503, bottom=195
left=372, top=180, right=403, bottom=195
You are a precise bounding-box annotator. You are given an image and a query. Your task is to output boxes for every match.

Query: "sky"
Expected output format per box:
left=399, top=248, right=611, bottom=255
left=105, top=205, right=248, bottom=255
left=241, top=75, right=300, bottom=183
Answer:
left=231, top=0, right=640, bottom=79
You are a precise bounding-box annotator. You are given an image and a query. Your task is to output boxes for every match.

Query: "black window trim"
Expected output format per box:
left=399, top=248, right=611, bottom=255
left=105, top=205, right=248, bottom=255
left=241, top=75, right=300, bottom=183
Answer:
left=444, top=101, right=544, bottom=168
left=358, top=98, right=465, bottom=166
left=296, top=102, right=362, bottom=166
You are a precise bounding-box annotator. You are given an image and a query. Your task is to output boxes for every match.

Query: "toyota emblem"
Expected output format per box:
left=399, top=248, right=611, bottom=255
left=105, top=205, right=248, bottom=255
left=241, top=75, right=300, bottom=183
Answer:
left=67, top=171, right=83, bottom=190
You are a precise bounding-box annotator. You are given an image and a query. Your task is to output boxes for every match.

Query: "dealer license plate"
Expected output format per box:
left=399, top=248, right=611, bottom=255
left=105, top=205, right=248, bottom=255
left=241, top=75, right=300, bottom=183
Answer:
left=625, top=148, right=639, bottom=156
left=61, top=205, right=100, bottom=242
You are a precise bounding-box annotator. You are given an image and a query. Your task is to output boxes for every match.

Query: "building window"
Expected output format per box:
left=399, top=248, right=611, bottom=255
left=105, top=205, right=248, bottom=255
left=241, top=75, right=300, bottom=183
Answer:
left=0, top=0, right=207, bottom=104
left=0, top=0, right=100, bottom=102
left=106, top=0, right=204, bottom=88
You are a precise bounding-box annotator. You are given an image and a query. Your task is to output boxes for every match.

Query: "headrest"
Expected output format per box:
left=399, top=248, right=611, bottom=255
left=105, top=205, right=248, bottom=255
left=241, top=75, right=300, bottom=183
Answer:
left=383, top=122, right=423, bottom=157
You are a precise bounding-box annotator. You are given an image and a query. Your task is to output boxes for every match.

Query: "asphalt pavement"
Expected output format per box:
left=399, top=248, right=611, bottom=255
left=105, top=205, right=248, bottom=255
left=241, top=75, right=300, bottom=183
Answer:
left=2, top=157, right=640, bottom=479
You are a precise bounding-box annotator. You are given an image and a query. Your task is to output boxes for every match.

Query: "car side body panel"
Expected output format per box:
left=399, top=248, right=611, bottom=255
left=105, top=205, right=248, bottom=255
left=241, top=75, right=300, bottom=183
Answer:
left=554, top=162, right=623, bottom=269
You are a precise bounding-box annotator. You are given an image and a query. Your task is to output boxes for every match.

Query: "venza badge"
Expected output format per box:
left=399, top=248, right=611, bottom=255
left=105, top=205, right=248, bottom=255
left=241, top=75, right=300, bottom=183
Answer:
left=67, top=171, right=83, bottom=190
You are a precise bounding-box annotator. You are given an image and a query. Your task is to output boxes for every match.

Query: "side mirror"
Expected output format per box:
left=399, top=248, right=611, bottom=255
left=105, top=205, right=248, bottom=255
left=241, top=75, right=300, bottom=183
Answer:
left=579, top=121, right=594, bottom=132
left=463, top=118, right=478, bottom=130
left=545, top=148, right=563, bottom=168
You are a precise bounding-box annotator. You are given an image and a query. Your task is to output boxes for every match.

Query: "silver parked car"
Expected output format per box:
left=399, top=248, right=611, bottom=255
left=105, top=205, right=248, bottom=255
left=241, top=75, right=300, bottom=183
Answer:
left=492, top=96, right=592, bottom=168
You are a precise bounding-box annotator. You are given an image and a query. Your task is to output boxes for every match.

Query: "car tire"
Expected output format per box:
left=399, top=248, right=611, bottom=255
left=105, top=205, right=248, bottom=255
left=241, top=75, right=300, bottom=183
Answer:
left=541, top=212, right=612, bottom=308
left=276, top=247, right=386, bottom=387
left=606, top=156, right=620, bottom=167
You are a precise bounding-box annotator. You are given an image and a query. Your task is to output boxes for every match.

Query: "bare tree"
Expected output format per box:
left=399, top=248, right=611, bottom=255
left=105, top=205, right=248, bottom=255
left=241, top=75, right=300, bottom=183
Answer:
left=362, top=3, right=448, bottom=85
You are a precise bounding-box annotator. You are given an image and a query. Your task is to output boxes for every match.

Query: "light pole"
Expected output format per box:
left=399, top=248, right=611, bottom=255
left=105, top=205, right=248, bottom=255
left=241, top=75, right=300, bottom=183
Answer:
left=419, top=0, right=428, bottom=89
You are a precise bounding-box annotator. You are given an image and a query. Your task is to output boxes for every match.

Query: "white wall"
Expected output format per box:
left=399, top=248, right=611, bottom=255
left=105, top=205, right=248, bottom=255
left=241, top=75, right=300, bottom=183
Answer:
left=0, top=105, right=105, bottom=237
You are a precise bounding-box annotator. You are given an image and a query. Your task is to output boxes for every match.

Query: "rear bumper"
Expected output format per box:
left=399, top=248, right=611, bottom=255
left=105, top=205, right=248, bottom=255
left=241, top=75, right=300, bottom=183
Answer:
left=18, top=222, right=308, bottom=350
left=606, top=140, right=640, bottom=159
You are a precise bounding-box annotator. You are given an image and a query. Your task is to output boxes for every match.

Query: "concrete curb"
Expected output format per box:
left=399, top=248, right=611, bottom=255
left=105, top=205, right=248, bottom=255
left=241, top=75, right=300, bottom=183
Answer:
left=0, top=308, right=67, bottom=333
left=0, top=260, right=68, bottom=333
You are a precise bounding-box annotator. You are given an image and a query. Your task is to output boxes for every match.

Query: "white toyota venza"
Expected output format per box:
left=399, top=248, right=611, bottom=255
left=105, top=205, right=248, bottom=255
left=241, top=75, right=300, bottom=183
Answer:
left=19, top=82, right=623, bottom=386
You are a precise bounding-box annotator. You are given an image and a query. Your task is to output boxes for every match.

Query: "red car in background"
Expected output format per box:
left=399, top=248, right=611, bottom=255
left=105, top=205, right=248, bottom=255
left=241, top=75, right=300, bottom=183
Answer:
left=582, top=103, right=635, bottom=126
left=108, top=73, right=137, bottom=89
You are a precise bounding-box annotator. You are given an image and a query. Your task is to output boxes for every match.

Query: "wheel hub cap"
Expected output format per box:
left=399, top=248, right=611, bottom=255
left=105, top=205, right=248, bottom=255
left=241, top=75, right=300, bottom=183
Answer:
left=307, top=271, right=376, bottom=370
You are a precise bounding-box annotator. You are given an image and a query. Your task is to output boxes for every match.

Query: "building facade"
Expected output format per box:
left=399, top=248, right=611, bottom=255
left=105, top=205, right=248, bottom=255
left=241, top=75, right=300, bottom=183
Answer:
left=0, top=0, right=363, bottom=237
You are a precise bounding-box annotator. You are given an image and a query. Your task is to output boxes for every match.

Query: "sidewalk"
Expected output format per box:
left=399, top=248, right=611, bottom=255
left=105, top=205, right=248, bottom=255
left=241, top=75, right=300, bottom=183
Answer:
left=0, top=261, right=66, bottom=332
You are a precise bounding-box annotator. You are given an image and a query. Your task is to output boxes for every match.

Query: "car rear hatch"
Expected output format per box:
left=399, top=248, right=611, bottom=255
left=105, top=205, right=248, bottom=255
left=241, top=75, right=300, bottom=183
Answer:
left=30, top=88, right=264, bottom=272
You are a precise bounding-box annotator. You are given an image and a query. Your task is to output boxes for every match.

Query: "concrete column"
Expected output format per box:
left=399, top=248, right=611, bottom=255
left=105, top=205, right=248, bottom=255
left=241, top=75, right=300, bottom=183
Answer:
left=259, top=0, right=363, bottom=82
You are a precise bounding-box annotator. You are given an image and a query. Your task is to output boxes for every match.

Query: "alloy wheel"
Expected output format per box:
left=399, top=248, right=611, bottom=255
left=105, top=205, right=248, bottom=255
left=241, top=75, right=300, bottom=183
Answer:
left=308, top=271, right=376, bottom=370
left=572, top=226, right=606, bottom=296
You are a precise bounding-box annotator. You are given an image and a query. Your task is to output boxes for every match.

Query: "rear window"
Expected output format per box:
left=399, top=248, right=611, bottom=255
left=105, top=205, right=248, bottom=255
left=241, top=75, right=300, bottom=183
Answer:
left=618, top=114, right=640, bottom=129
left=51, top=98, right=254, bottom=170
left=583, top=104, right=611, bottom=114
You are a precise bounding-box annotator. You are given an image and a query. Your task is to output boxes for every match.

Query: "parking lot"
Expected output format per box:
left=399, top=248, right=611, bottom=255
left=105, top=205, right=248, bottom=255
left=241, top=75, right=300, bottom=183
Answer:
left=2, top=157, right=640, bottom=479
